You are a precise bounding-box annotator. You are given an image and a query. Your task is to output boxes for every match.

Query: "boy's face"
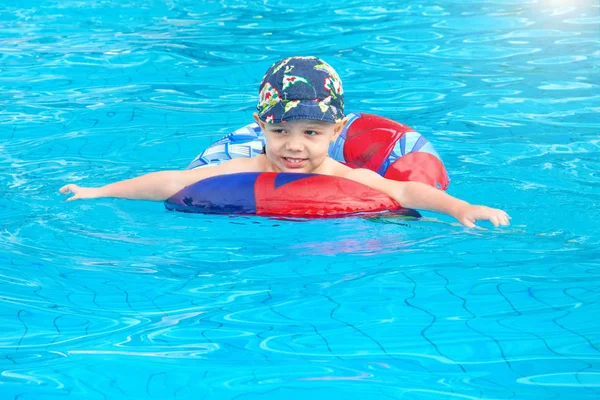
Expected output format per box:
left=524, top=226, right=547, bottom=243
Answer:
left=253, top=114, right=346, bottom=173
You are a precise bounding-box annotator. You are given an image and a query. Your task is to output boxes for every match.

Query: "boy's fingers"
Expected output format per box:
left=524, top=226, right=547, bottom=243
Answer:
left=493, top=213, right=510, bottom=226
left=461, top=218, right=476, bottom=228
left=65, top=194, right=80, bottom=202
left=499, top=213, right=510, bottom=225
left=60, top=184, right=77, bottom=193
left=460, top=209, right=511, bottom=229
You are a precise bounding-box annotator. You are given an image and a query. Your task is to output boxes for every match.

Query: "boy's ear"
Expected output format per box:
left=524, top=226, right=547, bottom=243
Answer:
left=331, top=117, right=349, bottom=142
left=253, top=113, right=265, bottom=130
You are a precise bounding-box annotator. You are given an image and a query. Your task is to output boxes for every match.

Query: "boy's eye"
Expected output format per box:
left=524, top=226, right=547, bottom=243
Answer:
left=273, top=129, right=286, bottom=134
left=305, top=130, right=319, bottom=136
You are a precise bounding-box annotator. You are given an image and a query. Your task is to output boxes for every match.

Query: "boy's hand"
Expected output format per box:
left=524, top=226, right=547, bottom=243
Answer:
left=454, top=204, right=511, bottom=228
left=59, top=184, right=101, bottom=201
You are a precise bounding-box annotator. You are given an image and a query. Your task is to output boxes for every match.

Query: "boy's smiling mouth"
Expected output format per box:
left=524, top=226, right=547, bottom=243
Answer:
left=282, top=156, right=308, bottom=168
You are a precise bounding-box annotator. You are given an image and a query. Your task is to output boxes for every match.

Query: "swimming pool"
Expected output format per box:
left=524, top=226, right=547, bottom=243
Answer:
left=1, top=0, right=599, bottom=398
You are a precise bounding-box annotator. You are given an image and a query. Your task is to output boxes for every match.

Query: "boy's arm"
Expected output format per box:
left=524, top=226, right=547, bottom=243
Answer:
left=346, top=169, right=510, bottom=227
left=59, top=158, right=254, bottom=202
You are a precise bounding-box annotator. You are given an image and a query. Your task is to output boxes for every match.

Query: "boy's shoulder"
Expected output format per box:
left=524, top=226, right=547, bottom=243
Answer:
left=220, top=156, right=263, bottom=173
left=341, top=166, right=382, bottom=180
left=325, top=158, right=379, bottom=181
left=338, top=165, right=389, bottom=192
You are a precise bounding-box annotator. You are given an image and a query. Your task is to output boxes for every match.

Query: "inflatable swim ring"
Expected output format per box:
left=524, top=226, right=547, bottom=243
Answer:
left=165, top=113, right=449, bottom=218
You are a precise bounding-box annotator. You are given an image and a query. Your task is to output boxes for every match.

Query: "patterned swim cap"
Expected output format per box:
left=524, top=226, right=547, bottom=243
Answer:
left=257, top=56, right=345, bottom=124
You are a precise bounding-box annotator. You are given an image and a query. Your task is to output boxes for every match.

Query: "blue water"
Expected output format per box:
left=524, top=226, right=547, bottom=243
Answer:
left=1, top=0, right=599, bottom=399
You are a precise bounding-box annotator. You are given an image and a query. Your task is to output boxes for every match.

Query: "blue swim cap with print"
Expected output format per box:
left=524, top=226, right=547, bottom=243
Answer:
left=257, top=56, right=345, bottom=124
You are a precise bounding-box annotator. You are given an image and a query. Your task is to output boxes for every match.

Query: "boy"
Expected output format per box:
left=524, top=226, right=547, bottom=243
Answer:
left=60, top=56, right=510, bottom=228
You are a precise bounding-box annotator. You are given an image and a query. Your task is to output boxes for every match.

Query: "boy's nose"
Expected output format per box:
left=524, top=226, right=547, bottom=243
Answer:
left=285, top=139, right=304, bottom=151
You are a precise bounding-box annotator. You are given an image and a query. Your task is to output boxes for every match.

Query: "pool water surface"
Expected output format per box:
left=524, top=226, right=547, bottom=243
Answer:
left=1, top=0, right=599, bottom=398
